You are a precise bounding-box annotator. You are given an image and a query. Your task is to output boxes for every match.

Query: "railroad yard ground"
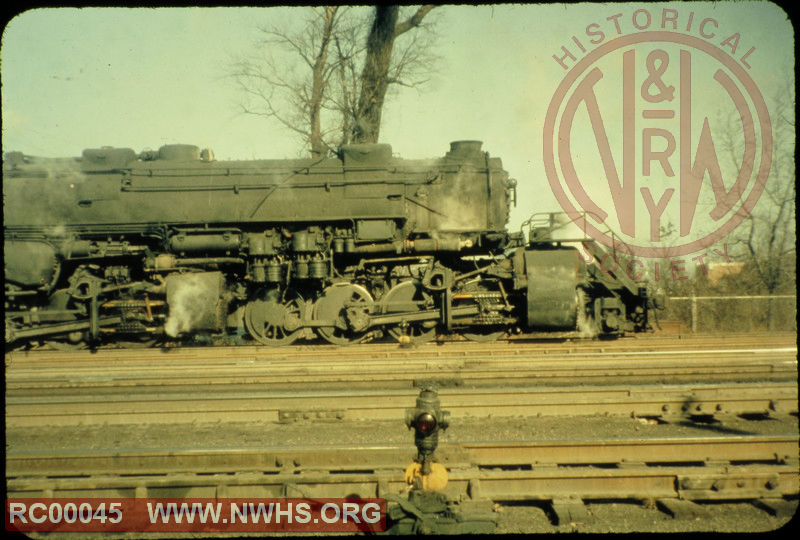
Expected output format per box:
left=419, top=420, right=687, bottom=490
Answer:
left=7, top=411, right=798, bottom=533
left=7, top=412, right=798, bottom=451
left=6, top=333, right=799, bottom=535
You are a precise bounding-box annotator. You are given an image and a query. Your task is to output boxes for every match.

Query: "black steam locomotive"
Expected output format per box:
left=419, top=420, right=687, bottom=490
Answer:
left=4, top=140, right=652, bottom=349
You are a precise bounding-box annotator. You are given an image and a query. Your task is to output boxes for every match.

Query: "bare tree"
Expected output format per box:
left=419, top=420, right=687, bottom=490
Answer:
left=228, top=6, right=440, bottom=155
left=716, top=75, right=796, bottom=328
left=228, top=7, right=352, bottom=158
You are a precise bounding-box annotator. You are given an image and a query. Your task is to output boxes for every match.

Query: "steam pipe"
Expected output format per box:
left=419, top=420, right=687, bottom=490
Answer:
left=351, top=238, right=474, bottom=254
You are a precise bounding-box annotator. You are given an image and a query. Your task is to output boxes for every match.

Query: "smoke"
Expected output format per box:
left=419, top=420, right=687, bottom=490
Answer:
left=164, top=273, right=221, bottom=338
left=575, top=289, right=598, bottom=339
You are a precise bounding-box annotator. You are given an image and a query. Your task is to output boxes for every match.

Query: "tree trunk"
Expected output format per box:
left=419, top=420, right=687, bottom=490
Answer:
left=352, top=6, right=399, bottom=144
left=310, top=7, right=338, bottom=158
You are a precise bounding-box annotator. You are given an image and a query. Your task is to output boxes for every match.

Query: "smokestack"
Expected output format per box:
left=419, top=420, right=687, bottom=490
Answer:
left=447, top=140, right=483, bottom=158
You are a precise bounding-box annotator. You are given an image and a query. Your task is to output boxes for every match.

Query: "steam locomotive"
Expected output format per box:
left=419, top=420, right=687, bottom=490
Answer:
left=4, top=140, right=652, bottom=349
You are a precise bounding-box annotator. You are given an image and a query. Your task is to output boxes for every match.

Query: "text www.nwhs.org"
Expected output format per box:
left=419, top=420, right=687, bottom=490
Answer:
left=148, top=501, right=382, bottom=524
left=5, top=498, right=387, bottom=532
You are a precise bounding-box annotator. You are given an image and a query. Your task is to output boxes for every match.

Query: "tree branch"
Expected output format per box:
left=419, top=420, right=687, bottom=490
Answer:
left=395, top=5, right=437, bottom=36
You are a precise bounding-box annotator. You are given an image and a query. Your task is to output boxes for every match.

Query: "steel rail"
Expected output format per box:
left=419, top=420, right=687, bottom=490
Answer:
left=6, top=381, right=797, bottom=427
left=9, top=465, right=796, bottom=502
left=7, top=333, right=796, bottom=367
left=7, top=436, right=797, bottom=502
left=7, top=435, right=797, bottom=476
left=6, top=346, right=797, bottom=393
left=8, top=346, right=796, bottom=369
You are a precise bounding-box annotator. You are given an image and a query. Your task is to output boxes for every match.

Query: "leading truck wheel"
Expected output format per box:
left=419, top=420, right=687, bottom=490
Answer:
left=245, top=288, right=305, bottom=346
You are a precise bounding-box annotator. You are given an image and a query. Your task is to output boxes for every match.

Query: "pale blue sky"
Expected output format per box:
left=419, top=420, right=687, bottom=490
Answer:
left=2, top=3, right=794, bottom=234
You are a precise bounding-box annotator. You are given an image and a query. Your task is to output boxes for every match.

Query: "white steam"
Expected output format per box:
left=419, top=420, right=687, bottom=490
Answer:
left=164, top=273, right=219, bottom=338
left=575, top=289, right=598, bottom=339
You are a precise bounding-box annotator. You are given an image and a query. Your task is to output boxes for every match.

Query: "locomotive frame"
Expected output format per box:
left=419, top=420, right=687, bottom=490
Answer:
left=4, top=141, right=653, bottom=349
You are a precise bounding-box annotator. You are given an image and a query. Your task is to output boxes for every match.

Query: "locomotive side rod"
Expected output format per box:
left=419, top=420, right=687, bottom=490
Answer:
left=9, top=317, right=123, bottom=341
left=296, top=305, right=482, bottom=329
left=365, top=304, right=482, bottom=328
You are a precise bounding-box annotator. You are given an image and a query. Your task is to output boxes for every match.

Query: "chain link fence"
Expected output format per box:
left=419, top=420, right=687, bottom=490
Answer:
left=656, top=295, right=797, bottom=334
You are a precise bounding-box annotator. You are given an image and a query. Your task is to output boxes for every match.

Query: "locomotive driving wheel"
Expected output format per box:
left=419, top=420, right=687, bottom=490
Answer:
left=245, top=288, right=305, bottom=346
left=313, top=283, right=374, bottom=345
left=384, top=281, right=437, bottom=344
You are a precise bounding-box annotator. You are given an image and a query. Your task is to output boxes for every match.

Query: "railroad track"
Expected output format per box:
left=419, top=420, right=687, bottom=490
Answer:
left=6, top=336, right=797, bottom=392
left=7, top=333, right=797, bottom=530
left=8, top=435, right=798, bottom=504
left=6, top=381, right=797, bottom=427
left=6, top=334, right=797, bottom=426
left=8, top=332, right=797, bottom=362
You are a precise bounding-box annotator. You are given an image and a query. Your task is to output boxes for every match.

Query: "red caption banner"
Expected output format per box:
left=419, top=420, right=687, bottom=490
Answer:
left=6, top=498, right=387, bottom=532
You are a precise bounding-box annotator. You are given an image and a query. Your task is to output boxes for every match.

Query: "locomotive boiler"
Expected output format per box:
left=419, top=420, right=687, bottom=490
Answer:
left=4, top=140, right=652, bottom=349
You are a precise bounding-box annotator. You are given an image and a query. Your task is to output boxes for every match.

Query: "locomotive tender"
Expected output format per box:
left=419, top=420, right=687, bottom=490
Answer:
left=4, top=140, right=651, bottom=349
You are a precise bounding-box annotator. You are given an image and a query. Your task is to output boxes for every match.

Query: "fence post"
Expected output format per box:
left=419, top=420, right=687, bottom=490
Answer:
left=691, top=294, right=697, bottom=333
